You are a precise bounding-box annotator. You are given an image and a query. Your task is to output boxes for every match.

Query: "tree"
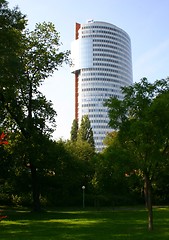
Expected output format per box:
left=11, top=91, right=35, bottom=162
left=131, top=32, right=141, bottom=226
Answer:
left=0, top=0, right=26, bottom=124
left=77, top=115, right=95, bottom=148
left=70, top=119, right=78, bottom=141
left=66, top=139, right=95, bottom=204
left=0, top=2, right=70, bottom=211
left=34, top=139, right=81, bottom=207
left=91, top=131, right=140, bottom=207
left=105, top=77, right=169, bottom=231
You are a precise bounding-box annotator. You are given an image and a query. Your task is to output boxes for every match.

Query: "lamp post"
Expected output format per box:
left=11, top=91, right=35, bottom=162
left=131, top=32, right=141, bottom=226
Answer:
left=82, top=186, right=85, bottom=208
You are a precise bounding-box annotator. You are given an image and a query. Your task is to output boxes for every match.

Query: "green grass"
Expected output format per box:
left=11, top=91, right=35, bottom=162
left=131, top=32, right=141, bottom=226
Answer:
left=0, top=206, right=169, bottom=239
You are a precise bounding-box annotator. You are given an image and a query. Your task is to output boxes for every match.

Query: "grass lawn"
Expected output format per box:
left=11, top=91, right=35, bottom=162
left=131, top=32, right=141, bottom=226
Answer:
left=0, top=206, right=169, bottom=239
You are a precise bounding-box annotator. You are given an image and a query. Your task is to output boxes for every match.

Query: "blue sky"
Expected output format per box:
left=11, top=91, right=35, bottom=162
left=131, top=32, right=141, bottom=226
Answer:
left=9, top=0, right=169, bottom=140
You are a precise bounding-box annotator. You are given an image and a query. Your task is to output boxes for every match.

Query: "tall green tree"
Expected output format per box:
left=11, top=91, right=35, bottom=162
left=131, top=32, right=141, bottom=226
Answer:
left=77, top=115, right=95, bottom=148
left=105, top=77, right=169, bottom=231
left=0, top=0, right=26, bottom=124
left=70, top=119, right=78, bottom=141
left=0, top=2, right=70, bottom=211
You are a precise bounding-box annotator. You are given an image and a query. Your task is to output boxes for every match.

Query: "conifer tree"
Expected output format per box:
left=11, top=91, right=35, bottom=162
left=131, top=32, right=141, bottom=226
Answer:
left=70, top=119, right=78, bottom=141
left=77, top=115, right=95, bottom=148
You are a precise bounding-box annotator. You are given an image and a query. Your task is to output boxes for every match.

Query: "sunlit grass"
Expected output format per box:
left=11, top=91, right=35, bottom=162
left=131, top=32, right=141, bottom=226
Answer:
left=0, top=206, right=169, bottom=239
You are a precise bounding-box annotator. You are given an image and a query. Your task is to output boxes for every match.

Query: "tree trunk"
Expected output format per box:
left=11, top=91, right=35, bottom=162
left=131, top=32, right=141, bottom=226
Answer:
left=144, top=174, right=153, bottom=231
left=30, top=163, right=41, bottom=212
left=28, top=82, right=41, bottom=212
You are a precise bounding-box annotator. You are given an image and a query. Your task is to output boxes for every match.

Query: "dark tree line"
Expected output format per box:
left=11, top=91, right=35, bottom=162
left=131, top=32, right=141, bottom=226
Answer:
left=0, top=0, right=69, bottom=211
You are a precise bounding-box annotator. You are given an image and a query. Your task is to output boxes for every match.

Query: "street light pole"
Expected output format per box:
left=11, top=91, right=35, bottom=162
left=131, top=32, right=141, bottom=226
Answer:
left=82, top=186, right=85, bottom=208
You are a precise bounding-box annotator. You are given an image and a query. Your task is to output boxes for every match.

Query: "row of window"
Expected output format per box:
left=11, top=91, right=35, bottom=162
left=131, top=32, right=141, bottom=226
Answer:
left=81, top=25, right=128, bottom=40
left=81, top=82, right=122, bottom=88
left=93, top=48, right=132, bottom=63
left=94, top=57, right=120, bottom=65
left=81, top=78, right=124, bottom=86
left=90, top=119, right=109, bottom=123
left=82, top=93, right=115, bottom=101
left=93, top=43, right=130, bottom=59
left=93, top=58, right=131, bottom=73
left=82, top=87, right=122, bottom=92
left=81, top=93, right=122, bottom=99
left=93, top=63, right=131, bottom=76
left=81, top=96, right=113, bottom=102
left=95, top=142, right=104, bottom=146
left=93, top=131, right=109, bottom=137
left=81, top=67, right=131, bottom=73
left=80, top=70, right=132, bottom=83
left=82, top=86, right=121, bottom=94
left=81, top=69, right=131, bottom=80
left=82, top=62, right=131, bottom=78
left=81, top=33, right=130, bottom=47
left=86, top=108, right=108, bottom=113
left=82, top=102, right=107, bottom=107
left=93, top=39, right=130, bottom=52
left=82, top=110, right=107, bottom=115
left=94, top=132, right=109, bottom=137
left=81, top=31, right=129, bottom=44
left=82, top=70, right=118, bottom=75
left=87, top=114, right=107, bottom=118
left=93, top=53, right=130, bottom=63
left=81, top=68, right=125, bottom=74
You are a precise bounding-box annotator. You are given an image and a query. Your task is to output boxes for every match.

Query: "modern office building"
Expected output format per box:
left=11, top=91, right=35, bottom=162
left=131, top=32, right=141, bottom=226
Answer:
left=71, top=21, right=133, bottom=152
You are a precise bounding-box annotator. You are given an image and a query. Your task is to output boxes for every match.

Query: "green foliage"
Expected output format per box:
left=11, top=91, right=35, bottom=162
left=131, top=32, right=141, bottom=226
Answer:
left=0, top=2, right=70, bottom=211
left=1, top=2, right=169, bottom=212
left=105, top=77, right=169, bottom=230
left=106, top=78, right=169, bottom=179
left=77, top=115, right=95, bottom=148
left=91, top=134, right=143, bottom=206
left=70, top=119, right=78, bottom=141
left=1, top=21, right=70, bottom=136
left=41, top=139, right=84, bottom=206
left=1, top=2, right=70, bottom=136
left=23, top=22, right=70, bottom=82
left=65, top=140, right=95, bottom=196
left=0, top=0, right=26, bottom=124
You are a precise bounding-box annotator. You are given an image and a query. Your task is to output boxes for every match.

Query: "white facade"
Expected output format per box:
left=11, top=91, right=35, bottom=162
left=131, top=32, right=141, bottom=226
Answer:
left=71, top=21, right=133, bottom=152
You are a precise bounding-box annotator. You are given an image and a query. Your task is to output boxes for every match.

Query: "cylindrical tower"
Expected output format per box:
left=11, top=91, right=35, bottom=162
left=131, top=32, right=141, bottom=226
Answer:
left=71, top=21, right=133, bottom=152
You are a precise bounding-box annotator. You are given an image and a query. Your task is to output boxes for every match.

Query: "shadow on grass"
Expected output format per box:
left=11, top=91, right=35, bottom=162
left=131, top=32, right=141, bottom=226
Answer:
left=0, top=207, right=169, bottom=240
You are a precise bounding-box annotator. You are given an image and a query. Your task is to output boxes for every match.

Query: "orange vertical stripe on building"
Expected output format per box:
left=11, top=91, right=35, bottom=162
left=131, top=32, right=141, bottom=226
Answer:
left=75, top=73, right=78, bottom=120
left=75, top=23, right=80, bottom=40
left=75, top=23, right=80, bottom=120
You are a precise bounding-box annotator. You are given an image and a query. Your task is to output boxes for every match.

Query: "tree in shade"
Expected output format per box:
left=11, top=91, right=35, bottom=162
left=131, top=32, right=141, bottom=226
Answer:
left=105, top=77, right=169, bottom=231
left=0, top=1, right=70, bottom=211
